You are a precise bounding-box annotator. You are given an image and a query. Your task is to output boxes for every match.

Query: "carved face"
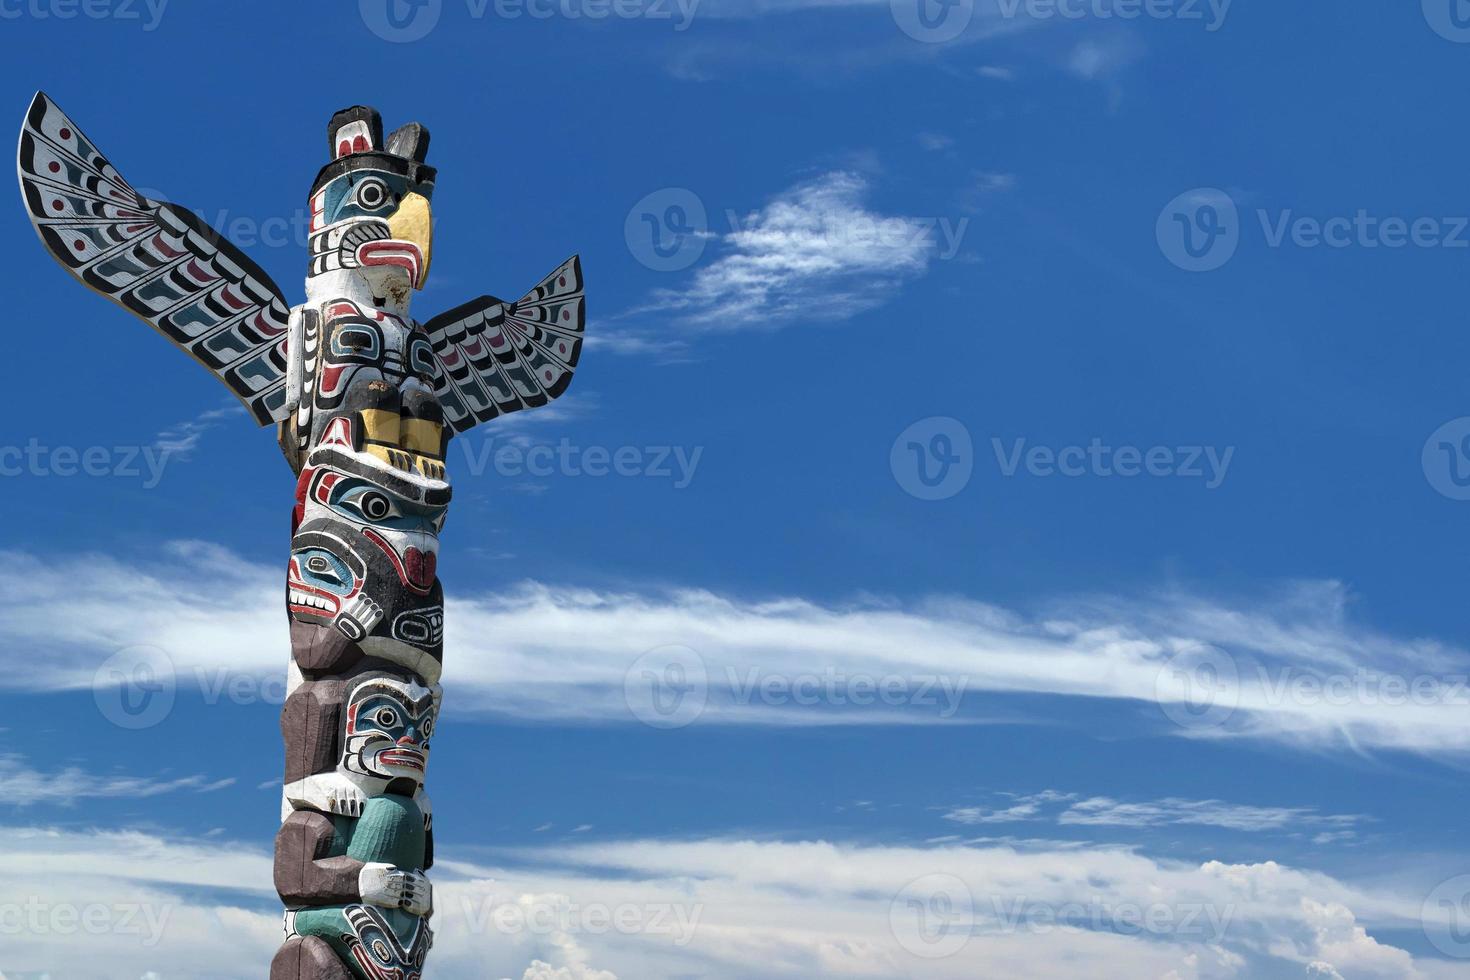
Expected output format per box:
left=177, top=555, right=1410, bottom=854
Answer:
left=289, top=458, right=448, bottom=669
left=342, top=674, right=439, bottom=787
left=344, top=905, right=432, bottom=980
left=308, top=161, right=435, bottom=291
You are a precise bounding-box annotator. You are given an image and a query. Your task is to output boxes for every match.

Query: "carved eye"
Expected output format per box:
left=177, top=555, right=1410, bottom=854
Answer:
left=356, top=177, right=391, bottom=210
left=339, top=328, right=373, bottom=350
left=375, top=707, right=400, bottom=728
left=371, top=939, right=391, bottom=961
left=421, top=716, right=435, bottom=739
left=359, top=492, right=391, bottom=521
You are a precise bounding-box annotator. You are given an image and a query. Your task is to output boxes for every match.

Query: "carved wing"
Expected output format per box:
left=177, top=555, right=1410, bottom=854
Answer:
left=17, top=91, right=292, bottom=425
left=422, top=255, right=585, bottom=433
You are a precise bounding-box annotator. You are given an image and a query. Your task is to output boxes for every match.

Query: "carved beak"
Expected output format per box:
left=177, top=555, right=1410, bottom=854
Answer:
left=386, top=191, right=433, bottom=288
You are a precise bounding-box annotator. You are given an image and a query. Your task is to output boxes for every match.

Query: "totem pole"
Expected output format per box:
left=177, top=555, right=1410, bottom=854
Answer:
left=18, top=93, right=586, bottom=979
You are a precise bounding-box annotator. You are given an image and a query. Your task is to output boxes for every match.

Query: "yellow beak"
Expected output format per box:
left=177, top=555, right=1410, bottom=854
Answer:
left=387, top=191, right=433, bottom=288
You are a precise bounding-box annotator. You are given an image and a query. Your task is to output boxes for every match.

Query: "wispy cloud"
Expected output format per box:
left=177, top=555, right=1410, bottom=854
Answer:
left=627, top=171, right=955, bottom=329
left=0, top=753, right=234, bottom=807
left=944, top=791, right=1368, bottom=838
left=2, top=545, right=1469, bottom=757
left=152, top=403, right=248, bottom=457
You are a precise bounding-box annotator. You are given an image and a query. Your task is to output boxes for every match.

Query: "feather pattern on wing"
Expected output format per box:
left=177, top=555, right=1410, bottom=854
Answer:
left=16, top=92, right=292, bottom=424
left=422, top=255, right=585, bottom=433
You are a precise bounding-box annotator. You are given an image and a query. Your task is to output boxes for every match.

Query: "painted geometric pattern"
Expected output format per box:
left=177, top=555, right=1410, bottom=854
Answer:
left=16, top=92, right=291, bottom=425
left=423, top=254, right=584, bottom=432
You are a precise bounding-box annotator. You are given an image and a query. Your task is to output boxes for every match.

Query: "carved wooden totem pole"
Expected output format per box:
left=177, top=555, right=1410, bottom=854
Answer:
left=18, top=93, right=586, bottom=979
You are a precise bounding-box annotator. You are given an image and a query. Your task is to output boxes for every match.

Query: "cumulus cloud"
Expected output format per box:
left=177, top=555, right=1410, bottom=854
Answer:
left=0, top=826, right=1456, bottom=980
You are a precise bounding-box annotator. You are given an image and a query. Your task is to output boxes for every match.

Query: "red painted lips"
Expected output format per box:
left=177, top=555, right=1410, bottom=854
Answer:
left=404, top=547, right=436, bottom=591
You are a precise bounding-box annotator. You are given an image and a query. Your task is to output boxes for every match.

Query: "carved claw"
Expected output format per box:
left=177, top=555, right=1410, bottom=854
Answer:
left=334, top=594, right=384, bottom=641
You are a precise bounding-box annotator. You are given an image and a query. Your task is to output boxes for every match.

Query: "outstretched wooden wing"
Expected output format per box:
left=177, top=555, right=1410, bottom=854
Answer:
left=17, top=91, right=292, bottom=425
left=422, top=255, right=585, bottom=433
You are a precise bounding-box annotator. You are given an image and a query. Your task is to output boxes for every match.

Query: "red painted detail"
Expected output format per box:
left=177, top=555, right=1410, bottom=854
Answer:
left=51, top=199, right=64, bottom=211
left=58, top=127, right=70, bottom=140
left=353, top=135, right=368, bottom=152
left=48, top=161, right=59, bottom=173
left=355, top=240, right=424, bottom=288
left=73, top=239, right=85, bottom=251
left=338, top=139, right=351, bottom=158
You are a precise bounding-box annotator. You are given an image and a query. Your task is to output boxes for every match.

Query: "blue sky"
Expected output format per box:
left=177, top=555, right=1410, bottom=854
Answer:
left=3, top=2, right=1470, bottom=978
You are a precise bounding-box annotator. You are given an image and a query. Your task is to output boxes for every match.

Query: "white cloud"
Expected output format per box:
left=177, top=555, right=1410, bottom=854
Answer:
left=3, top=545, right=1469, bottom=757
left=944, top=791, right=1368, bottom=842
left=0, top=753, right=234, bottom=807
left=629, top=171, right=953, bottom=329
left=152, top=402, right=247, bottom=457
left=1, top=826, right=1460, bottom=980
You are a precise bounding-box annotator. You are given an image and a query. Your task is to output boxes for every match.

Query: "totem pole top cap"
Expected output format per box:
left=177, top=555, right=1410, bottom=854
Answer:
left=312, top=104, right=435, bottom=197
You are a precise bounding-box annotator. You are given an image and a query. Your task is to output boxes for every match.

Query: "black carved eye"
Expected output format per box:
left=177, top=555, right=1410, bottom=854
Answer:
left=356, top=178, right=390, bottom=210
left=375, top=707, right=400, bottom=728
left=360, top=492, right=391, bottom=520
